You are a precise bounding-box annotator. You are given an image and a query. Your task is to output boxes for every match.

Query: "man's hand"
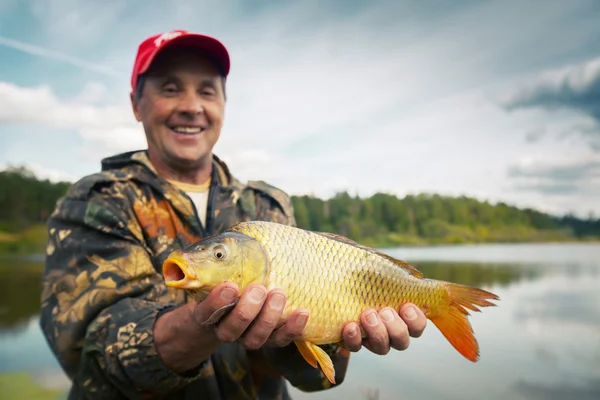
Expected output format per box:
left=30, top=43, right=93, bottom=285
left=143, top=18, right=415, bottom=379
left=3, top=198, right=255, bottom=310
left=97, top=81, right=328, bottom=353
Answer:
left=208, top=283, right=308, bottom=349
left=340, top=304, right=427, bottom=355
left=154, top=282, right=308, bottom=374
left=155, top=282, right=426, bottom=374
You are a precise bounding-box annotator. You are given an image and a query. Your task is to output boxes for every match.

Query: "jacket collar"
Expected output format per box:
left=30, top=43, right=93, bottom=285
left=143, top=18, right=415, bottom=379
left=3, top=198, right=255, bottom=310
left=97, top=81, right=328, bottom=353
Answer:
left=101, top=150, right=237, bottom=188
left=100, top=150, right=247, bottom=228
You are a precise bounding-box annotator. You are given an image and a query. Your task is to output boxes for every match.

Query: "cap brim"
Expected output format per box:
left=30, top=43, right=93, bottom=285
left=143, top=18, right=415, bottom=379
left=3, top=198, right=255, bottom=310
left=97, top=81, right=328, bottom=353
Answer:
left=139, top=33, right=230, bottom=77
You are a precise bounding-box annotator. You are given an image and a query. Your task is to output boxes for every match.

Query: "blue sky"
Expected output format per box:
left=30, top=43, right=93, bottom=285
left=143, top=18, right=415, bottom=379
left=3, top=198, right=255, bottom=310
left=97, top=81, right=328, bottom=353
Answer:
left=1, top=0, right=599, bottom=217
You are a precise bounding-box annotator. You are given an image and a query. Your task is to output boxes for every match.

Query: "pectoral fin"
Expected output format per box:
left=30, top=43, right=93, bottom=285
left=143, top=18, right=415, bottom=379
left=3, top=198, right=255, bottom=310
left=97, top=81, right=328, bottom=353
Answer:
left=201, top=299, right=239, bottom=326
left=294, top=340, right=336, bottom=384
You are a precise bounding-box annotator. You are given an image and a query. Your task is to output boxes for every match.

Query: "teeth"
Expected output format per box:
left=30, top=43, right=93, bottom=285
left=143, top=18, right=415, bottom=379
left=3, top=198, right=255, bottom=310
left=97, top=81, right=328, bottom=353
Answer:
left=172, top=126, right=203, bottom=134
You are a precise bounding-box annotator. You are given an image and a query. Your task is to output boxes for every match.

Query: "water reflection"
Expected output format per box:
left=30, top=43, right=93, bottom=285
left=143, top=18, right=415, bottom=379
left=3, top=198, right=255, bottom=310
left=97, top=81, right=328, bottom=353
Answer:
left=0, top=257, right=541, bottom=329
left=0, top=257, right=44, bottom=332
left=514, top=288, right=600, bottom=331
left=412, top=261, right=542, bottom=288
left=513, top=379, right=600, bottom=400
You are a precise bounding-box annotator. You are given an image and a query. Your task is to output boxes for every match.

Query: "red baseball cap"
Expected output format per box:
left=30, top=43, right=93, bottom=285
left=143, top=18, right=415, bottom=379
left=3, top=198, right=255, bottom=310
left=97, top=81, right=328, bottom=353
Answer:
left=130, top=29, right=231, bottom=93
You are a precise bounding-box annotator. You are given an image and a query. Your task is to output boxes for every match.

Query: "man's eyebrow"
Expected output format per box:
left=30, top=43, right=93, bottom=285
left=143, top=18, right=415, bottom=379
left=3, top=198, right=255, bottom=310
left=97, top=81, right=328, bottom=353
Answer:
left=155, top=74, right=180, bottom=84
left=199, top=77, right=219, bottom=87
left=149, top=75, right=219, bottom=87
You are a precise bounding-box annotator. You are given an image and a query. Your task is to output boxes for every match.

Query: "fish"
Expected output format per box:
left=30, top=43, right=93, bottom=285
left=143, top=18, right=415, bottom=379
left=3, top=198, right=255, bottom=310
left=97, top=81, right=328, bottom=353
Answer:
left=162, top=220, right=500, bottom=384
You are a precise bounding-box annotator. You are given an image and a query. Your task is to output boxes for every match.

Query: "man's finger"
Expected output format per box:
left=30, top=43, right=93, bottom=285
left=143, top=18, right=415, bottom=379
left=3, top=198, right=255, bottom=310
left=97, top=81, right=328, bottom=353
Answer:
left=341, top=322, right=362, bottom=352
left=360, top=309, right=390, bottom=355
left=240, top=290, right=287, bottom=349
left=215, top=284, right=267, bottom=343
left=378, top=307, right=410, bottom=351
left=399, top=303, right=427, bottom=338
left=266, top=308, right=308, bottom=347
left=191, top=282, right=240, bottom=327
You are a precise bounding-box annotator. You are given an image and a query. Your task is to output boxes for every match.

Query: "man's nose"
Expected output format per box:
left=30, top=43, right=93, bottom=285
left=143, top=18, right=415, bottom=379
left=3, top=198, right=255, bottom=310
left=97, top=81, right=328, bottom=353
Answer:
left=177, top=90, right=204, bottom=115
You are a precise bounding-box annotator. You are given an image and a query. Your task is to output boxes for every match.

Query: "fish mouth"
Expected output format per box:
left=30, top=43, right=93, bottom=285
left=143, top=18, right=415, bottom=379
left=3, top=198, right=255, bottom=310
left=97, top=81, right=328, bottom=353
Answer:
left=162, top=252, right=203, bottom=290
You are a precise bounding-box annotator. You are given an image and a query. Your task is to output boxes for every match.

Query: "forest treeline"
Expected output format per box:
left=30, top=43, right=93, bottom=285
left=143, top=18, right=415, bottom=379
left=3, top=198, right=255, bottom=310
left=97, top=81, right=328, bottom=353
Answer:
left=0, top=167, right=71, bottom=232
left=292, top=192, right=600, bottom=246
left=1, top=166, right=599, bottom=253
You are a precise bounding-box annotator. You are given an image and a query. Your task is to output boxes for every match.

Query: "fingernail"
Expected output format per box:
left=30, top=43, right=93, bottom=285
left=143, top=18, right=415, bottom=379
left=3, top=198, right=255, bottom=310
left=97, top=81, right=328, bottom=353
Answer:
left=296, top=313, right=308, bottom=326
left=366, top=311, right=379, bottom=326
left=348, top=326, right=358, bottom=337
left=405, top=306, right=417, bottom=320
left=381, top=309, right=394, bottom=322
left=221, top=287, right=236, bottom=301
left=248, top=287, right=266, bottom=304
left=270, top=293, right=285, bottom=310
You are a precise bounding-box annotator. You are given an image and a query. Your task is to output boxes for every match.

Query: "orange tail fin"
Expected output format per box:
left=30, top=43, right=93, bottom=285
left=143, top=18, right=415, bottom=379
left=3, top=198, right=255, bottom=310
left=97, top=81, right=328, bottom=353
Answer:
left=428, top=282, right=499, bottom=362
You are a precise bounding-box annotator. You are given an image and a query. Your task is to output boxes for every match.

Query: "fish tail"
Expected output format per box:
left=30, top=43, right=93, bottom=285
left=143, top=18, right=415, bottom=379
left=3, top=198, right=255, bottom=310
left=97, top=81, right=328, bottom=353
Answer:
left=428, top=282, right=499, bottom=362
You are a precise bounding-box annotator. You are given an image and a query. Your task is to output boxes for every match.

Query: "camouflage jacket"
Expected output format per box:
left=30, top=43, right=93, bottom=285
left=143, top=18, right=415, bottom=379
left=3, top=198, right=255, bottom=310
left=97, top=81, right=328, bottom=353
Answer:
left=40, top=151, right=350, bottom=400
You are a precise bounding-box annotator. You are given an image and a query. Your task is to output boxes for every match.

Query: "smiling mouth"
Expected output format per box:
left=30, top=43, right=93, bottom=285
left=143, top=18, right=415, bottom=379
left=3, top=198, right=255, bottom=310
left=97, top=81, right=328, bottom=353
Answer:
left=169, top=126, right=206, bottom=135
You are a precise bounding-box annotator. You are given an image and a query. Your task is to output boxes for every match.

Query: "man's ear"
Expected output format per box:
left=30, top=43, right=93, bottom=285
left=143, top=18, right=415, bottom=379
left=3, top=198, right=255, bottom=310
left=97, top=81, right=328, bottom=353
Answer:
left=130, top=91, right=142, bottom=122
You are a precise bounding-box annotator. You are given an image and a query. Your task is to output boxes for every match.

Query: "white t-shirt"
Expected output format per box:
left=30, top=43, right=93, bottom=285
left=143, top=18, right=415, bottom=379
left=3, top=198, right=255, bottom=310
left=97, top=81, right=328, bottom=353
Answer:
left=137, top=152, right=212, bottom=226
left=168, top=179, right=211, bottom=227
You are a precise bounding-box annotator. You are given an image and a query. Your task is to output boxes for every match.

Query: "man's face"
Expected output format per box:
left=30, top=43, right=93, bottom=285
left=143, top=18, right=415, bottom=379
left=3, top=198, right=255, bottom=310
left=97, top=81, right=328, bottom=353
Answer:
left=131, top=46, right=226, bottom=171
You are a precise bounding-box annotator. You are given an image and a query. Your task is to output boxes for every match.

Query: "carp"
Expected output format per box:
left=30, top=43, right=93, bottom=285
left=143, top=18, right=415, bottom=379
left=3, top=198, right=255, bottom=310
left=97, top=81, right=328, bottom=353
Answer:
left=162, top=221, right=499, bottom=384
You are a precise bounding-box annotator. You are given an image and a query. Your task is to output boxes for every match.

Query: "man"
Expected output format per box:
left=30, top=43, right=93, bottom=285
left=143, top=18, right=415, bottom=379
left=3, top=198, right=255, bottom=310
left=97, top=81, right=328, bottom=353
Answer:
left=40, top=30, right=427, bottom=399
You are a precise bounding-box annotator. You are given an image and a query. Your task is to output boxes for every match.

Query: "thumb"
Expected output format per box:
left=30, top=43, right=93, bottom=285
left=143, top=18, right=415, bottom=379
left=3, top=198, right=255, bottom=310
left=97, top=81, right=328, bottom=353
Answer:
left=191, top=282, right=240, bottom=326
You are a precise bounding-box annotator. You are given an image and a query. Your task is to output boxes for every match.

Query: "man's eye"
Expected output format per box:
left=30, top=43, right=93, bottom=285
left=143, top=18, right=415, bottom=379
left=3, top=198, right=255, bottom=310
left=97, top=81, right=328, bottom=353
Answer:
left=162, top=85, right=178, bottom=93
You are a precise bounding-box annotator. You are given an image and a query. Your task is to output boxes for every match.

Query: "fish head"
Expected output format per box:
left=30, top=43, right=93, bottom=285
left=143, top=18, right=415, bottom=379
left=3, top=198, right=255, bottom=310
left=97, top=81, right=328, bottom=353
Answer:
left=162, top=231, right=269, bottom=294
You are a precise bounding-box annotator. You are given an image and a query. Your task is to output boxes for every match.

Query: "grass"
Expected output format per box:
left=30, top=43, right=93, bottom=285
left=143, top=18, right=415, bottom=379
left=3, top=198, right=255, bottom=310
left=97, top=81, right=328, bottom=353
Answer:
left=0, top=224, right=48, bottom=255
left=1, top=223, right=598, bottom=256
left=0, top=372, right=66, bottom=400
left=0, top=232, right=18, bottom=242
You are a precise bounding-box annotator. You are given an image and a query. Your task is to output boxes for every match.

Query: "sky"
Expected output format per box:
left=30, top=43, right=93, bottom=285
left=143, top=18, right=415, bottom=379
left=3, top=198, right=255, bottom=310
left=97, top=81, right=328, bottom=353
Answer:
left=1, top=0, right=599, bottom=218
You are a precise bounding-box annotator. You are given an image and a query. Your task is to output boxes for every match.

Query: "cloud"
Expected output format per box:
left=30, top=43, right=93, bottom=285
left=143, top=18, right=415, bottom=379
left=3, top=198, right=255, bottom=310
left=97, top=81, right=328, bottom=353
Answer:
left=502, top=56, right=600, bottom=150
left=0, top=81, right=145, bottom=157
left=0, top=36, right=121, bottom=77
left=28, top=0, right=127, bottom=50
left=507, top=155, right=600, bottom=196
left=559, top=122, right=600, bottom=151
left=525, top=126, right=547, bottom=143
left=72, top=82, right=109, bottom=104
left=2, top=0, right=600, bottom=218
left=502, top=56, right=600, bottom=118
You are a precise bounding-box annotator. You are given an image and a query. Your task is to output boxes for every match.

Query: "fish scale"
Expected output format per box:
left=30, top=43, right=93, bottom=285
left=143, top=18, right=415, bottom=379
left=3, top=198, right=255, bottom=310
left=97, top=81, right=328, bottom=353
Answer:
left=232, top=221, right=444, bottom=344
left=163, top=220, right=500, bottom=385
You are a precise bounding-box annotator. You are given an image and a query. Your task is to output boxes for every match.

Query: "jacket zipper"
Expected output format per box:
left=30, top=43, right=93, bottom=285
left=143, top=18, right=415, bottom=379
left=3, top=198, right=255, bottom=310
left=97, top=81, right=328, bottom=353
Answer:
left=184, top=166, right=218, bottom=238
left=204, top=167, right=218, bottom=237
left=183, top=167, right=218, bottom=304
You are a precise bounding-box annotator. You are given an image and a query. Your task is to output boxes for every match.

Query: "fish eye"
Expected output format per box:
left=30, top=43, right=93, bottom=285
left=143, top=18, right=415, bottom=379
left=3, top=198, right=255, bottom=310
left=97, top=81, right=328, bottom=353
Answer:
left=213, top=245, right=227, bottom=260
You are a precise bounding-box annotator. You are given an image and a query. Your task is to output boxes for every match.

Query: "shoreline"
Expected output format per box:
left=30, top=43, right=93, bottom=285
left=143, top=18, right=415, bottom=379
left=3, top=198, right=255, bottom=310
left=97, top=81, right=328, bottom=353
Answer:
left=1, top=232, right=598, bottom=258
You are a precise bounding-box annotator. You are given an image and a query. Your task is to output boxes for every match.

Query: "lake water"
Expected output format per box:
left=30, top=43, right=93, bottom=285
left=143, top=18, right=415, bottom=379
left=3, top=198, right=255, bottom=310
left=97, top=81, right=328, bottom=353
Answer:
left=1, top=243, right=599, bottom=400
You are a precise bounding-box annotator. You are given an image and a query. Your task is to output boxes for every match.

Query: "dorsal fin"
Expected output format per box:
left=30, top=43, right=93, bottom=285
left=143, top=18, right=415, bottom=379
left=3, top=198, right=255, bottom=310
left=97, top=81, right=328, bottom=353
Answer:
left=315, top=231, right=360, bottom=245
left=315, top=231, right=424, bottom=279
